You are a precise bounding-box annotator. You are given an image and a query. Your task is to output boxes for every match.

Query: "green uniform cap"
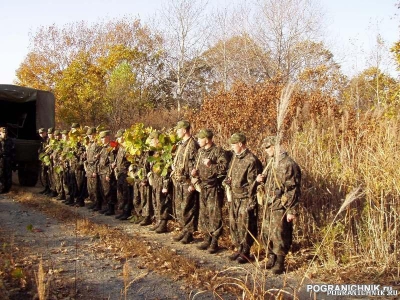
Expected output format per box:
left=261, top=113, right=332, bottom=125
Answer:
left=262, top=136, right=277, bottom=148
left=197, top=129, right=213, bottom=139
left=54, top=130, right=61, bottom=135
left=47, top=127, right=54, bottom=134
left=176, top=120, right=190, bottom=130
left=229, top=132, right=246, bottom=144
left=86, top=127, right=96, bottom=135
left=38, top=128, right=46, bottom=134
left=115, top=129, right=125, bottom=138
left=71, top=123, right=80, bottom=129
left=61, top=130, right=69, bottom=135
left=99, top=130, right=111, bottom=138
left=149, top=131, right=161, bottom=139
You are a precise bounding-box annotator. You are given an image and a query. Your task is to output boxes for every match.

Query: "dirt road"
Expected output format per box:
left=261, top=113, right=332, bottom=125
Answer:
left=0, top=180, right=319, bottom=300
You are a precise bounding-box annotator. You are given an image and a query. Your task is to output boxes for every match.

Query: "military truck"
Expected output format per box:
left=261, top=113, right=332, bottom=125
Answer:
left=0, top=84, right=55, bottom=186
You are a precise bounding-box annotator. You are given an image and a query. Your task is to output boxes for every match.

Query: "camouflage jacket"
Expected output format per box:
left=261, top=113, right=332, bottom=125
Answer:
left=114, top=145, right=130, bottom=176
left=97, top=143, right=117, bottom=176
left=86, top=141, right=101, bottom=173
left=262, top=152, right=301, bottom=215
left=229, top=149, right=262, bottom=201
left=172, top=136, right=199, bottom=183
left=194, top=144, right=228, bottom=188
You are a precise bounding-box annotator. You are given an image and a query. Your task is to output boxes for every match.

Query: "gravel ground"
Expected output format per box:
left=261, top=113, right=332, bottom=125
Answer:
left=0, top=176, right=329, bottom=300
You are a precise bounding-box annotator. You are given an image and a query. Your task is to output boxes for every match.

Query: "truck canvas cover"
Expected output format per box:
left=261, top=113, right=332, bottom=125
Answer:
left=0, top=84, right=55, bottom=139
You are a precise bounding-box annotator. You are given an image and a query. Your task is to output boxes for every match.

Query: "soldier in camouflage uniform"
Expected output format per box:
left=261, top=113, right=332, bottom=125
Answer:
left=172, top=120, right=199, bottom=244
left=223, top=133, right=262, bottom=264
left=46, top=128, right=58, bottom=197
left=60, top=130, right=71, bottom=203
left=73, top=129, right=88, bottom=206
left=97, top=130, right=117, bottom=215
left=148, top=131, right=173, bottom=233
left=85, top=128, right=101, bottom=210
left=136, top=144, right=154, bottom=226
left=191, top=129, right=228, bottom=253
left=256, top=136, right=301, bottom=274
left=65, top=124, right=85, bottom=206
left=51, top=130, right=65, bottom=200
left=0, top=127, right=15, bottom=193
left=38, top=128, right=51, bottom=194
left=112, top=129, right=133, bottom=221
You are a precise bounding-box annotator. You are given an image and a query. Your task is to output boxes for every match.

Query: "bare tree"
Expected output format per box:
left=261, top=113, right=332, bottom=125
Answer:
left=155, top=0, right=211, bottom=111
left=252, top=0, right=324, bottom=80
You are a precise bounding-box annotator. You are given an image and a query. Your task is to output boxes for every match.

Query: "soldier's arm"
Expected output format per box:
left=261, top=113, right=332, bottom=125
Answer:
left=281, top=160, right=301, bottom=215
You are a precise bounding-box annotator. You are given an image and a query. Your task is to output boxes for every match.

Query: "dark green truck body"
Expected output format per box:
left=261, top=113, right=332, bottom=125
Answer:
left=0, top=84, right=55, bottom=186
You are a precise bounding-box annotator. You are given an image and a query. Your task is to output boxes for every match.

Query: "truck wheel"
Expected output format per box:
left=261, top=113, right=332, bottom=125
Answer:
left=18, top=162, right=39, bottom=187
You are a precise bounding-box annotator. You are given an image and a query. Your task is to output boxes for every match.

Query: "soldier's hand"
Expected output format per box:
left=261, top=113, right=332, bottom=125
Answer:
left=191, top=169, right=198, bottom=177
left=256, top=174, right=265, bottom=183
left=162, top=188, right=168, bottom=194
left=106, top=176, right=110, bottom=182
left=274, top=188, right=283, bottom=197
left=111, top=162, right=116, bottom=169
left=246, top=203, right=255, bottom=212
left=287, top=214, right=296, bottom=222
left=188, top=185, right=195, bottom=193
left=203, top=158, right=211, bottom=167
left=92, top=172, right=97, bottom=178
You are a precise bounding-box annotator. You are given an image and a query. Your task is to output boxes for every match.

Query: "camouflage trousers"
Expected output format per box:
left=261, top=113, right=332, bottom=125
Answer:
left=98, top=174, right=117, bottom=207
left=116, top=173, right=132, bottom=211
left=260, top=208, right=293, bottom=256
left=0, top=159, right=12, bottom=193
left=138, top=184, right=153, bottom=218
left=198, top=185, right=223, bottom=239
left=152, top=177, right=172, bottom=222
left=173, top=183, right=199, bottom=233
left=228, top=197, right=258, bottom=251
left=40, top=163, right=50, bottom=189
left=86, top=169, right=98, bottom=203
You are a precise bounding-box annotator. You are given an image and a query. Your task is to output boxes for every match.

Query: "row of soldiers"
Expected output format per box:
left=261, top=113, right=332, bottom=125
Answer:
left=38, top=120, right=301, bottom=275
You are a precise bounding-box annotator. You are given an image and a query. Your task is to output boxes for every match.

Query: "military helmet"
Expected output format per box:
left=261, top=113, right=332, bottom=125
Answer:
left=38, top=128, right=46, bottom=134
left=47, top=127, right=55, bottom=134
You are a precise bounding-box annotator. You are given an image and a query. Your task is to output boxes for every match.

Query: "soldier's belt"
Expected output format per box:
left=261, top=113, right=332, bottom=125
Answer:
left=232, top=187, right=248, bottom=194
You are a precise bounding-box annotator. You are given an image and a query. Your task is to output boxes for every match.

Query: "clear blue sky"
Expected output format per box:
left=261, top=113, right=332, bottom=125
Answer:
left=0, top=0, right=398, bottom=84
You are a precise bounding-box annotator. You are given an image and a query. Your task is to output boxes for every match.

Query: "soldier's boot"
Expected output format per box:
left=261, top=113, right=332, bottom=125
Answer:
left=140, top=216, right=152, bottom=226
left=50, top=191, right=58, bottom=197
left=66, top=196, right=75, bottom=205
left=56, top=193, right=66, bottom=201
left=173, top=231, right=186, bottom=241
left=40, top=187, right=49, bottom=194
left=197, top=235, right=212, bottom=250
left=93, top=203, right=102, bottom=212
left=149, top=221, right=160, bottom=231
left=237, top=245, right=250, bottom=264
left=87, top=203, right=97, bottom=210
left=99, top=206, right=109, bottom=214
left=44, top=188, right=52, bottom=196
left=75, top=198, right=85, bottom=207
left=119, top=210, right=132, bottom=221
left=263, top=254, right=276, bottom=269
left=181, top=232, right=193, bottom=244
left=228, top=245, right=242, bottom=261
left=208, top=237, right=219, bottom=254
left=115, top=212, right=125, bottom=219
left=271, top=255, right=285, bottom=275
left=105, top=204, right=115, bottom=216
left=155, top=220, right=168, bottom=234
